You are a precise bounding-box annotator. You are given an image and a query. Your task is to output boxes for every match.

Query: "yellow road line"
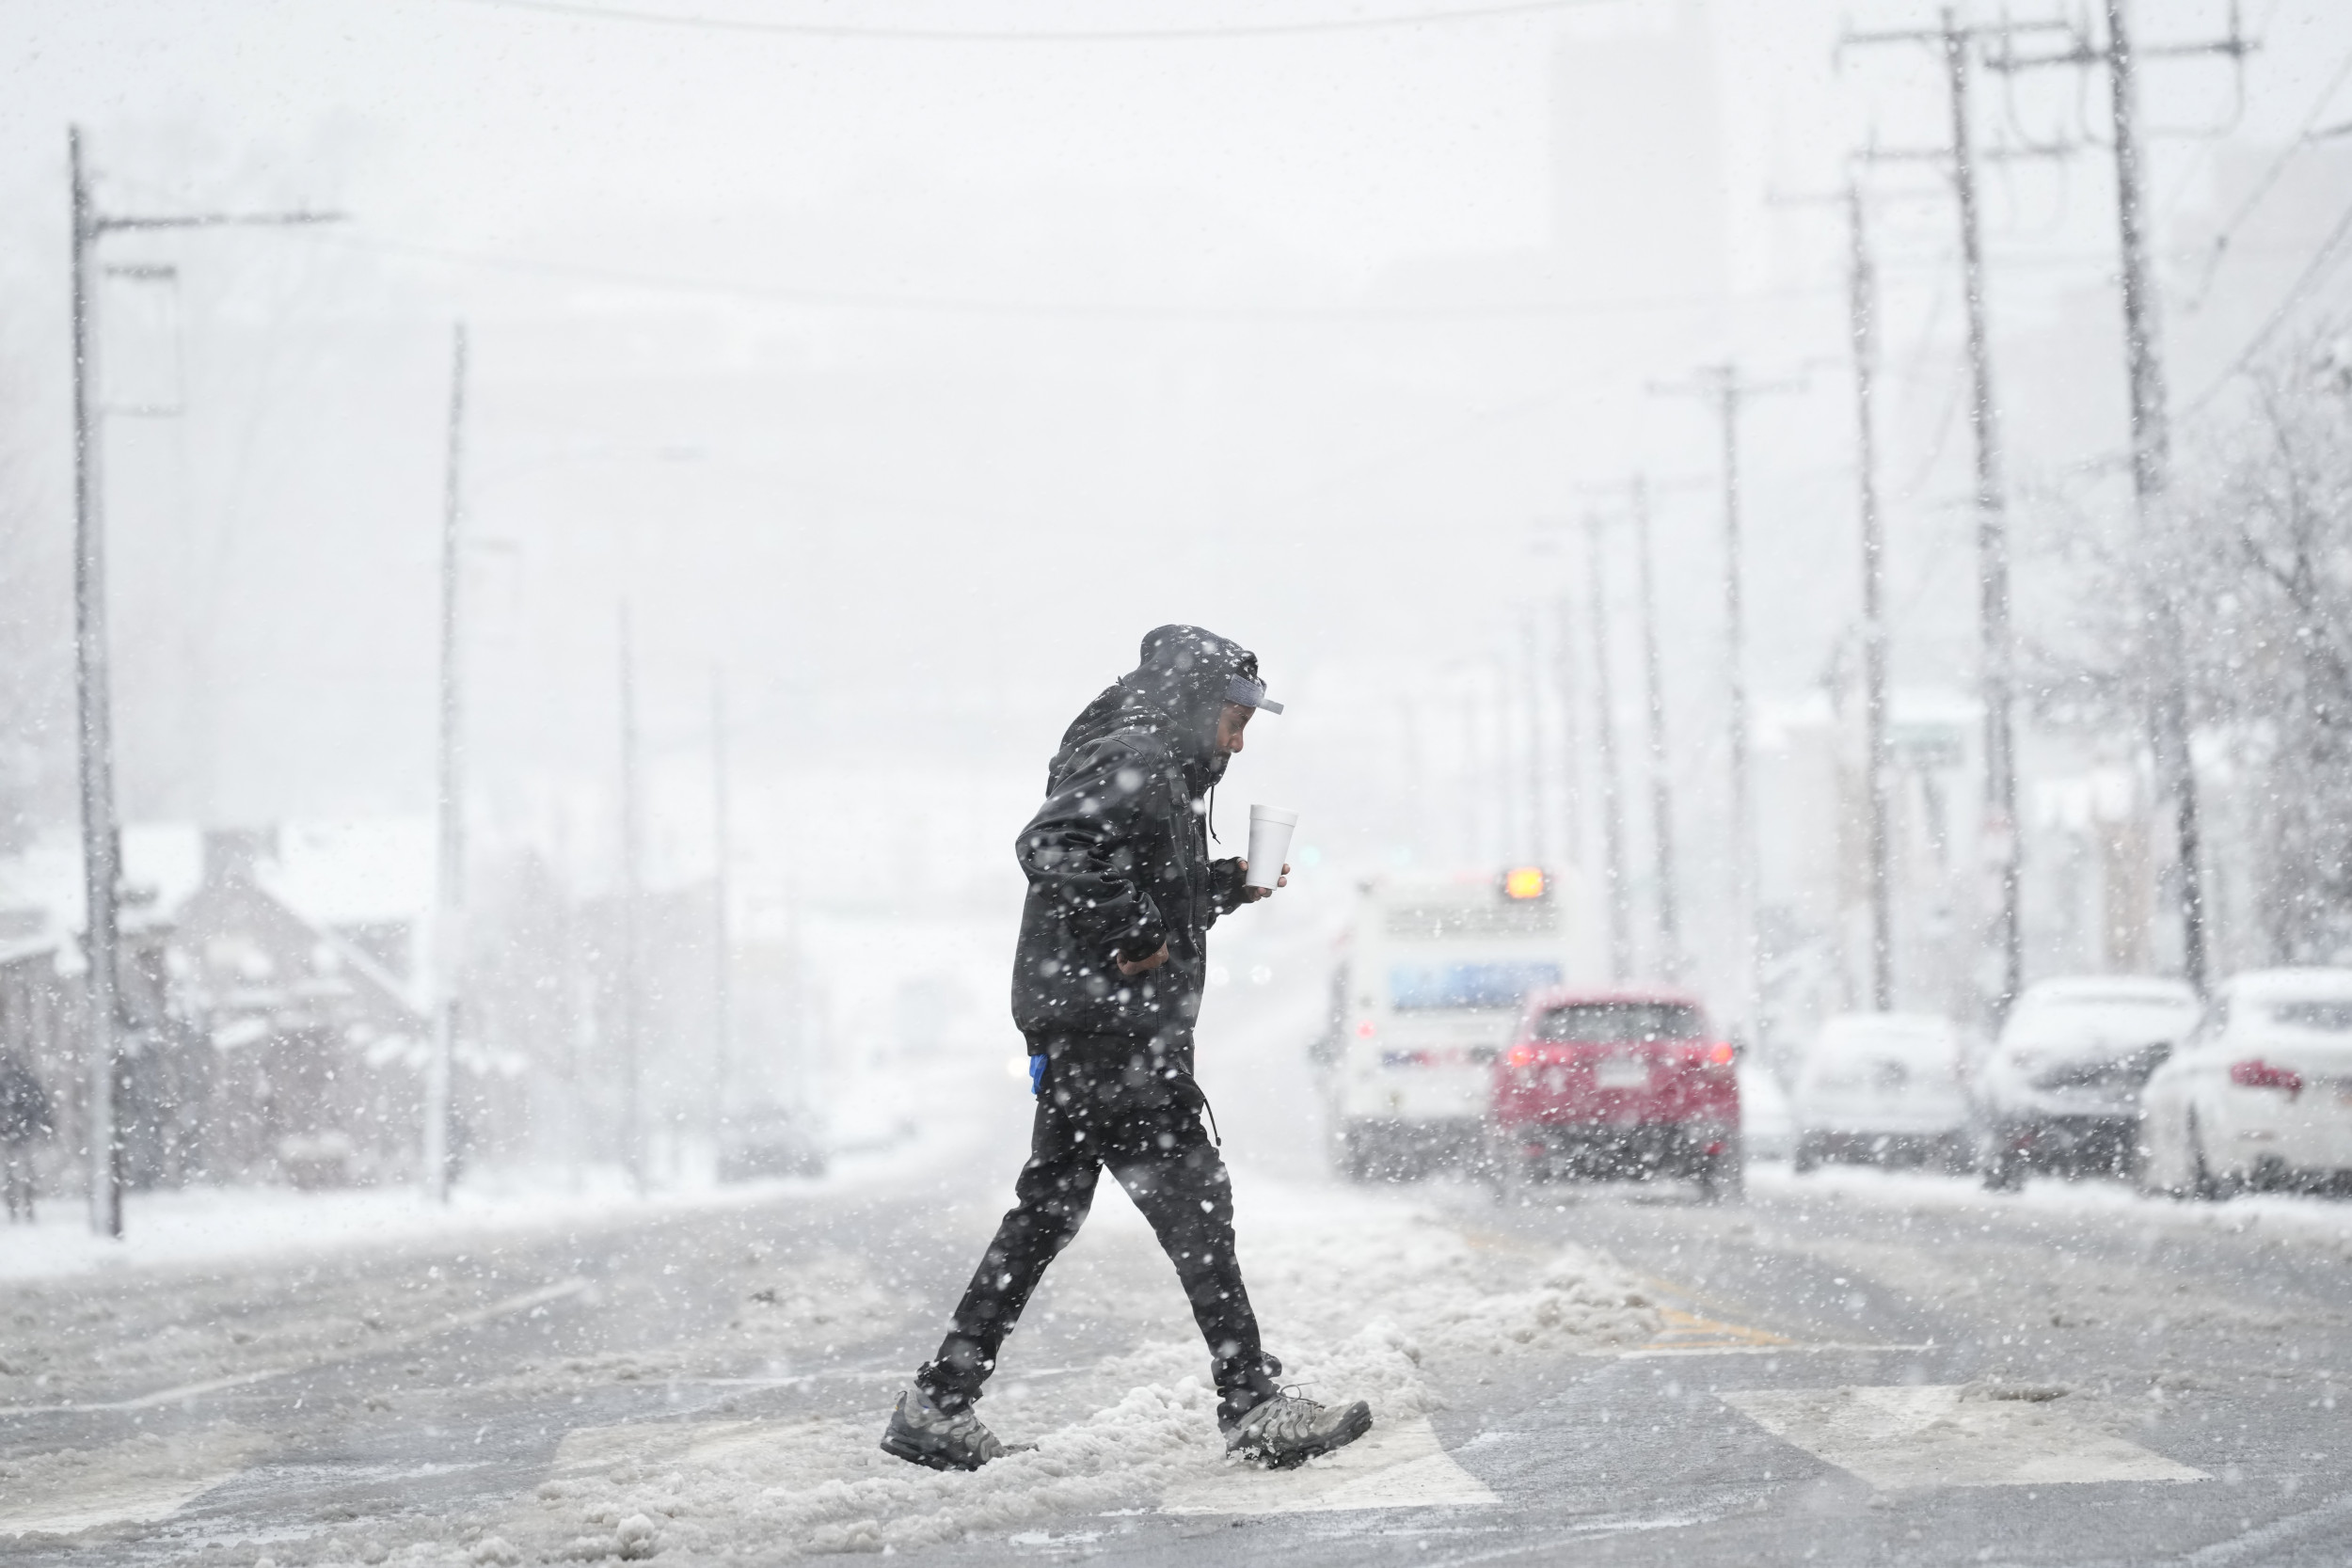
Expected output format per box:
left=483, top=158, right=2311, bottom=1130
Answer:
left=1645, top=1305, right=1794, bottom=1350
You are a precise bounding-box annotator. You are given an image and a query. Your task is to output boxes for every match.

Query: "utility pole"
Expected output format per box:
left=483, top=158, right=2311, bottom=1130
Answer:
left=1494, top=649, right=1515, bottom=863
left=709, top=667, right=732, bottom=1161
left=68, top=130, right=121, bottom=1241
left=1771, top=178, right=1899, bottom=1010
left=1841, top=10, right=2073, bottom=1025
left=1518, top=610, right=1548, bottom=866
left=1846, top=185, right=1896, bottom=1014
left=64, top=127, right=339, bottom=1237
left=1652, top=366, right=1802, bottom=1041
left=426, top=325, right=467, bottom=1204
left=2110, top=0, right=2206, bottom=992
left=1582, top=513, right=1632, bottom=980
left=1395, top=696, right=1427, bottom=859
left=617, top=603, right=644, bottom=1196
left=1457, top=671, right=1487, bottom=869
left=1983, top=2, right=2253, bottom=992
left=1945, top=13, right=2023, bottom=1026
left=1629, top=477, right=1682, bottom=981
left=1549, top=598, right=1583, bottom=876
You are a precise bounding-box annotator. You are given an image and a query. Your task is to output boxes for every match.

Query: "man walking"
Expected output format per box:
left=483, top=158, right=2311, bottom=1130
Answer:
left=882, top=625, right=1373, bottom=1472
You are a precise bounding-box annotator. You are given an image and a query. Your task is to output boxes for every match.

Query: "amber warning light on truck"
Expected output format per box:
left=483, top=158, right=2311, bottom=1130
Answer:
left=1502, top=866, right=1549, bottom=900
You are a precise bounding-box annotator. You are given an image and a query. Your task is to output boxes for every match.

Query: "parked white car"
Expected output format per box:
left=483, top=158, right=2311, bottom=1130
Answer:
left=2138, top=969, right=2352, bottom=1198
left=1736, top=1059, right=1796, bottom=1163
left=1972, top=975, right=2201, bottom=1190
left=1792, top=1013, right=1973, bottom=1172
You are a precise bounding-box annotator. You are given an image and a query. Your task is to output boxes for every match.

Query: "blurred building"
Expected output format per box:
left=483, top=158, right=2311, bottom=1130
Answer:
left=170, top=828, right=435, bottom=1187
left=2026, top=761, right=2157, bottom=980
left=1753, top=685, right=1985, bottom=1057
left=0, top=895, right=177, bottom=1206
left=0, top=822, right=448, bottom=1198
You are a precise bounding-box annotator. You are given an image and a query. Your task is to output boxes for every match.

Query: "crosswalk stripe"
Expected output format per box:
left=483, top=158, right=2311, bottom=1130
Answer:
left=1603, top=1341, right=1935, bottom=1358
left=0, top=1426, right=271, bottom=1538
left=1723, top=1386, right=2208, bottom=1490
left=1160, top=1417, right=1496, bottom=1514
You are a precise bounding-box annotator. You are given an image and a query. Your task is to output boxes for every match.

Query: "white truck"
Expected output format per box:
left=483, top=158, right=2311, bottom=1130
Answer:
left=1313, top=868, right=1586, bottom=1180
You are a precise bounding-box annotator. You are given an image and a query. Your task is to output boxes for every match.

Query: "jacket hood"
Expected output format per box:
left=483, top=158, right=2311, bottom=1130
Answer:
left=1052, top=625, right=1266, bottom=792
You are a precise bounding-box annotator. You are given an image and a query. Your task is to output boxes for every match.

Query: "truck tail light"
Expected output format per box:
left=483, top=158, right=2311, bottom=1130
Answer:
left=1707, top=1042, right=1736, bottom=1067
left=1505, top=1044, right=1534, bottom=1069
left=2230, top=1059, right=2303, bottom=1096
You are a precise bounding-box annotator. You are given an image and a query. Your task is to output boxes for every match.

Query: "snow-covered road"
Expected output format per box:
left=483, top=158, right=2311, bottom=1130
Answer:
left=5, top=1141, right=2351, bottom=1565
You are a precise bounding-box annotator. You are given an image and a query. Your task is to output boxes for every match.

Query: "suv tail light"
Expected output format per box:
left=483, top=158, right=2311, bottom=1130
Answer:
left=2230, top=1059, right=2303, bottom=1096
left=1692, top=1040, right=1736, bottom=1079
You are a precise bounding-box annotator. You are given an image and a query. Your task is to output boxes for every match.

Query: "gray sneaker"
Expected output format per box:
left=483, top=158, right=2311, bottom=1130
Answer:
left=1220, top=1389, right=1374, bottom=1469
left=880, top=1382, right=1015, bottom=1471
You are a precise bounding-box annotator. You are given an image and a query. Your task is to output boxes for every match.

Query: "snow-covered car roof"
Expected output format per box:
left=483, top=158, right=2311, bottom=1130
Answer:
left=1521, top=985, right=1708, bottom=1010
left=2015, top=974, right=2199, bottom=1009
left=2000, top=976, right=2201, bottom=1048
left=2220, top=968, right=2352, bottom=1003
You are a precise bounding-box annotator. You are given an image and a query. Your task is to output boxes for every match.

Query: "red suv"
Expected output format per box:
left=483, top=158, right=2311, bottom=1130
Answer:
left=1488, top=988, right=1742, bottom=1198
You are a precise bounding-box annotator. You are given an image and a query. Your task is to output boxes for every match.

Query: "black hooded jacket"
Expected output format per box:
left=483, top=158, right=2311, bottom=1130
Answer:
left=1009, top=626, right=1261, bottom=1051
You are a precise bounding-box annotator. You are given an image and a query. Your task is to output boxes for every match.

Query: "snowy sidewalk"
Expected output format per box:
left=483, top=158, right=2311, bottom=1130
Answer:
left=0, top=1168, right=735, bottom=1284
left=0, top=1053, right=1033, bottom=1285
left=0, top=1116, right=1009, bottom=1287
left=1747, top=1160, right=2352, bottom=1248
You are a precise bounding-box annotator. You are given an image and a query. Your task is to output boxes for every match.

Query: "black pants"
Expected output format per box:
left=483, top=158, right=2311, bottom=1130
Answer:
left=917, top=1036, right=1277, bottom=1424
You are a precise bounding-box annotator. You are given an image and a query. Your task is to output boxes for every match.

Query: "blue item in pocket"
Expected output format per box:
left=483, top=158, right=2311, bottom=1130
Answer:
left=1028, top=1053, right=1045, bottom=1096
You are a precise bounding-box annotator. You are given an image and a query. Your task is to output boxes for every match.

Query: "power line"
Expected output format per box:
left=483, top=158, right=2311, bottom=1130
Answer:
left=307, top=228, right=1840, bottom=323
left=2155, top=0, right=2293, bottom=222
left=432, top=0, right=1608, bottom=42
left=2180, top=184, right=2352, bottom=417
left=2020, top=181, right=2352, bottom=466
left=2181, top=40, right=2352, bottom=309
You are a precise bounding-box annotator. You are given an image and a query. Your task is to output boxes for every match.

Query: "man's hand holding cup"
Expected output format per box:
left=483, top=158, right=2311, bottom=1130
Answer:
left=1238, top=861, right=1290, bottom=903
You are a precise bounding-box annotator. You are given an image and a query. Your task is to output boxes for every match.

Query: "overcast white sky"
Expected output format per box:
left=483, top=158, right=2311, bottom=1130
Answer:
left=5, top=0, right=2351, bottom=917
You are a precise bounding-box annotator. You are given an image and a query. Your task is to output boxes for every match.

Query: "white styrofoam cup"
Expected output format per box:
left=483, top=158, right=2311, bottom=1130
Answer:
left=1244, top=805, right=1299, bottom=892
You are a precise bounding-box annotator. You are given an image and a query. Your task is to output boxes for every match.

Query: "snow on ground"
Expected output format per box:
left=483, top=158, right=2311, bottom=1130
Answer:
left=464, top=1246, right=905, bottom=1405
left=457, top=1176, right=1658, bottom=1564
left=0, top=1158, right=895, bottom=1288
left=0, top=1057, right=1012, bottom=1287
left=4, top=1170, right=691, bottom=1286
left=0, top=1425, right=273, bottom=1538
left=1751, top=1161, right=2352, bottom=1253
